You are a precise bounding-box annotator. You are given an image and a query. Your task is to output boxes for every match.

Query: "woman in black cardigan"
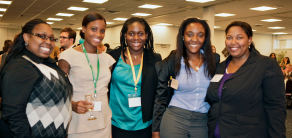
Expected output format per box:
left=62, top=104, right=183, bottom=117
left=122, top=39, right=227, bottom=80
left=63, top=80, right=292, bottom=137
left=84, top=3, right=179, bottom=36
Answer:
left=108, top=17, right=161, bottom=138
left=206, top=21, right=286, bottom=138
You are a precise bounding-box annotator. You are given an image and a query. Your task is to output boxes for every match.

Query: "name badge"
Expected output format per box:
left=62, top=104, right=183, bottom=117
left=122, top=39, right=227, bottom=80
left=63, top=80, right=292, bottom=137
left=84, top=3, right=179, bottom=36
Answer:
left=211, top=74, right=224, bottom=82
left=93, top=101, right=102, bottom=111
left=171, top=78, right=179, bottom=90
left=128, top=93, right=141, bottom=107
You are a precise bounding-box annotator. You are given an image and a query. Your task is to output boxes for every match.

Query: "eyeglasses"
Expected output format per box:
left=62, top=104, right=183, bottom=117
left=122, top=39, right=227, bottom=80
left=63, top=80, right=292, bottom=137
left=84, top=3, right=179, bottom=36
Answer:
left=59, top=36, right=70, bottom=39
left=30, top=33, right=58, bottom=42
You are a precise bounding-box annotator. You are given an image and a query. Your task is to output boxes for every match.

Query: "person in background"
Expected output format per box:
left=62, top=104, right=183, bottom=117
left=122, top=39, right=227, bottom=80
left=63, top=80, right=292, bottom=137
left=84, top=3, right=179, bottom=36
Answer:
left=59, top=12, right=115, bottom=138
left=153, top=18, right=217, bottom=138
left=280, top=57, right=290, bottom=70
left=0, top=18, right=72, bottom=138
left=104, top=43, right=113, bottom=53
left=50, top=45, right=60, bottom=61
left=206, top=21, right=286, bottom=138
left=212, top=45, right=220, bottom=64
left=269, top=52, right=276, bottom=59
left=57, top=46, right=65, bottom=59
left=108, top=17, right=162, bottom=138
left=60, top=27, right=76, bottom=50
left=0, top=40, right=12, bottom=70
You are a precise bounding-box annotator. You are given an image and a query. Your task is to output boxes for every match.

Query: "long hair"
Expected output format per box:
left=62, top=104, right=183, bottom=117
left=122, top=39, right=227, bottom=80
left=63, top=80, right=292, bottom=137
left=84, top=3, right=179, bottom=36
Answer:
left=120, top=17, right=155, bottom=64
left=175, top=18, right=216, bottom=78
left=286, top=57, right=290, bottom=64
left=4, top=18, right=47, bottom=67
left=80, top=12, right=106, bottom=39
left=269, top=53, right=276, bottom=59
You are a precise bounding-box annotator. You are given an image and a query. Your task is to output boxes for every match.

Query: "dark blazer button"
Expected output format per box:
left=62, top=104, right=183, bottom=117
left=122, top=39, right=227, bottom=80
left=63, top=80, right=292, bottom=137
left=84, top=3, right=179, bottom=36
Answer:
left=222, top=87, right=226, bottom=90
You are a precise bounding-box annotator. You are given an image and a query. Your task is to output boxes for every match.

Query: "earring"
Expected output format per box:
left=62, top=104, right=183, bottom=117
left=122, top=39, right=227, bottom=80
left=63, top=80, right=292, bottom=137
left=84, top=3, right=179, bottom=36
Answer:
left=249, top=45, right=250, bottom=48
left=182, top=37, right=184, bottom=41
left=25, top=42, right=28, bottom=46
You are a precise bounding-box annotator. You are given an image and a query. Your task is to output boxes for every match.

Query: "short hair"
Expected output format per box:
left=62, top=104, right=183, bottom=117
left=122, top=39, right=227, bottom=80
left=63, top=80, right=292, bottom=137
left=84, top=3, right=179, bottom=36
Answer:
left=60, top=27, right=76, bottom=43
left=104, top=43, right=110, bottom=48
left=3, top=40, right=12, bottom=53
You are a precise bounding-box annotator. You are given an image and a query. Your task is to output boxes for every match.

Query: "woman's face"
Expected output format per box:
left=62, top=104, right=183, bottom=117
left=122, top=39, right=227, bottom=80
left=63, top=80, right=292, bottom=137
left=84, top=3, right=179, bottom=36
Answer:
left=24, top=23, right=55, bottom=59
left=184, top=23, right=205, bottom=55
left=225, top=26, right=252, bottom=59
left=270, top=54, right=276, bottom=59
left=82, top=20, right=106, bottom=48
left=125, top=22, right=147, bottom=52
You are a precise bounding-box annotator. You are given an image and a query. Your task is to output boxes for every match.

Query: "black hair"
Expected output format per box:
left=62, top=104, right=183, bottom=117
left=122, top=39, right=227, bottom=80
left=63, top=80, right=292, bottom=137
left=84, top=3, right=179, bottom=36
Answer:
left=80, top=12, right=106, bottom=39
left=285, top=57, right=290, bottom=64
left=120, top=17, right=154, bottom=64
left=225, top=21, right=255, bottom=50
left=60, top=46, right=65, bottom=51
left=269, top=53, right=276, bottom=59
left=175, top=17, right=216, bottom=78
left=4, top=18, right=47, bottom=67
left=104, top=43, right=110, bottom=48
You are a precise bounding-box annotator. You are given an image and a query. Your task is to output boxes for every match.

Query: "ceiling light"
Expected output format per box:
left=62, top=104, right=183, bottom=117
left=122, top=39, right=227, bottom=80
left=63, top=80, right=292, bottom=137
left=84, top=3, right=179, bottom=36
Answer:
left=0, top=8, right=7, bottom=12
left=186, top=0, right=215, bottom=3
left=106, top=22, right=114, bottom=24
left=47, top=22, right=54, bottom=24
left=78, top=27, right=82, bottom=30
left=156, top=23, right=172, bottom=26
left=131, top=13, right=152, bottom=16
left=214, top=26, right=220, bottom=28
left=83, top=0, right=108, bottom=3
left=0, top=1, right=12, bottom=5
left=252, top=30, right=256, bottom=31
left=261, top=19, right=282, bottom=22
left=268, top=27, right=285, bottom=29
left=215, top=13, right=235, bottom=17
left=250, top=6, right=277, bottom=11
left=113, top=18, right=128, bottom=21
left=56, top=13, right=74, bottom=17
left=138, top=4, right=162, bottom=9
left=67, top=6, right=88, bottom=11
left=47, top=18, right=63, bottom=21
left=273, top=32, right=287, bottom=35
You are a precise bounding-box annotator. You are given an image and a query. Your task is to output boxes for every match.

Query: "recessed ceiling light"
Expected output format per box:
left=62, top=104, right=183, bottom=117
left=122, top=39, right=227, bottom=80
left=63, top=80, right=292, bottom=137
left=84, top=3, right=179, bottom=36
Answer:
left=0, top=8, right=7, bottom=12
left=47, top=22, right=54, bottom=24
left=106, top=22, right=114, bottom=24
left=0, top=14, right=3, bottom=17
left=47, top=18, right=63, bottom=21
left=214, top=26, right=220, bottom=28
left=250, top=6, right=277, bottom=11
left=138, top=4, right=162, bottom=9
left=186, top=0, right=215, bottom=3
left=83, top=0, right=108, bottom=4
left=56, top=13, right=74, bottom=17
left=252, top=30, right=256, bottom=31
left=131, top=13, right=152, bottom=16
left=113, top=18, right=128, bottom=21
left=273, top=32, right=287, bottom=35
left=78, top=27, right=82, bottom=30
left=0, top=1, right=12, bottom=5
left=268, top=27, right=285, bottom=29
left=215, top=13, right=235, bottom=17
left=156, top=23, right=172, bottom=26
left=261, top=19, right=282, bottom=22
left=67, top=6, right=88, bottom=11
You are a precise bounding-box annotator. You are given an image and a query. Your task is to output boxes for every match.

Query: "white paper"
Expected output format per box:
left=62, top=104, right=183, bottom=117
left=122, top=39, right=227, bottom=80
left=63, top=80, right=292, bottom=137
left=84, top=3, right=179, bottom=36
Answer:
left=128, top=97, right=141, bottom=107
left=171, top=78, right=179, bottom=90
left=211, top=74, right=224, bottom=82
left=93, top=101, right=102, bottom=111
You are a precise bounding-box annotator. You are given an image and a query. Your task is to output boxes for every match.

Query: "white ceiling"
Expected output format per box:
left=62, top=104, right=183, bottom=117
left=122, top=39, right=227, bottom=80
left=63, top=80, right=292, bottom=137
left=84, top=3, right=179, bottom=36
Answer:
left=0, top=0, right=291, bottom=35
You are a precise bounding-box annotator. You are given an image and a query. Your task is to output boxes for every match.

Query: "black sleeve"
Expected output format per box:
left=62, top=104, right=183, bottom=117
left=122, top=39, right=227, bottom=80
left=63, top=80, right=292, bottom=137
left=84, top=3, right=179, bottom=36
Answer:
left=262, top=58, right=286, bottom=137
left=1, top=59, right=39, bottom=138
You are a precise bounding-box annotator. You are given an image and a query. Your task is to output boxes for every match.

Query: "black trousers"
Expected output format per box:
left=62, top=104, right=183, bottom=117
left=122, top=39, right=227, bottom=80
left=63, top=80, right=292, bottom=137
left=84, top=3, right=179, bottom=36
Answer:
left=112, top=124, right=152, bottom=138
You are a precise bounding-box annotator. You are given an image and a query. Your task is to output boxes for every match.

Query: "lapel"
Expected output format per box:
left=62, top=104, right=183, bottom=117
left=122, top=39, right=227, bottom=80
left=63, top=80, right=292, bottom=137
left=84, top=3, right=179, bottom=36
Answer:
left=141, top=49, right=150, bottom=83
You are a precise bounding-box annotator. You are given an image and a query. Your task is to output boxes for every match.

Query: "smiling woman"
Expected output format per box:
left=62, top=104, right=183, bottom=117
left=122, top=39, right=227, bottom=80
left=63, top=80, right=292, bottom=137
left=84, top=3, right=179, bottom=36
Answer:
left=0, top=18, right=72, bottom=138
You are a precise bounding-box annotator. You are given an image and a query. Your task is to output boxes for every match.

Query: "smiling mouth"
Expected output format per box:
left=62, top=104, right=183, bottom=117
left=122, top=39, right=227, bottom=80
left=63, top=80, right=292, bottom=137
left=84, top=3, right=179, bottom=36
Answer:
left=40, top=47, right=51, bottom=54
left=131, top=42, right=142, bottom=47
left=93, top=38, right=101, bottom=43
left=229, top=47, right=239, bottom=51
left=189, top=44, right=199, bottom=47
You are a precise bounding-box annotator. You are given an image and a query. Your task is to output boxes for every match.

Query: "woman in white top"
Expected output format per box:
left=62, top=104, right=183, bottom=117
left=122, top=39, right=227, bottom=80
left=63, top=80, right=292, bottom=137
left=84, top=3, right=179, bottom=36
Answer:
left=58, top=12, right=115, bottom=138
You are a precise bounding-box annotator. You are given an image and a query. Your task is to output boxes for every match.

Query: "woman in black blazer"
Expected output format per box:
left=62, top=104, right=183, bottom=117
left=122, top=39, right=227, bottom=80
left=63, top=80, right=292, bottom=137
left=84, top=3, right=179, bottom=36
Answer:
left=108, top=17, right=162, bottom=138
left=206, top=21, right=286, bottom=138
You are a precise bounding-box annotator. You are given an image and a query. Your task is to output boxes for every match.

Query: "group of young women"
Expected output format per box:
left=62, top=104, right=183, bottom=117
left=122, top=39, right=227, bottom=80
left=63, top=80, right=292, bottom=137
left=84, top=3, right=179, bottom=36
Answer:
left=0, top=12, right=286, bottom=138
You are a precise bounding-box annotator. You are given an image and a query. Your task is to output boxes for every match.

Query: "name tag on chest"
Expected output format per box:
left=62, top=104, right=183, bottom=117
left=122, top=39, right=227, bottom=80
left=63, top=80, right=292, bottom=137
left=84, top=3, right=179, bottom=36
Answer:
left=128, top=97, right=141, bottom=107
left=93, top=101, right=102, bottom=111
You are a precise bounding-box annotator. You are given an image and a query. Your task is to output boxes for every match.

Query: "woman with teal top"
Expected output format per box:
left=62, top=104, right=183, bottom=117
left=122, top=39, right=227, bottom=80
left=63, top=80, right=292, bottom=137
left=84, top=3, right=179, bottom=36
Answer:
left=108, top=17, right=162, bottom=138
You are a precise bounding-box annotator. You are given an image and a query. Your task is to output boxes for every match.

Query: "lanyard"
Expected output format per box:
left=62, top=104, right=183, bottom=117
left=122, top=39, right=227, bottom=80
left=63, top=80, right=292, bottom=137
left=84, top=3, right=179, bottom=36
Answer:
left=126, top=47, right=143, bottom=94
left=82, top=44, right=100, bottom=95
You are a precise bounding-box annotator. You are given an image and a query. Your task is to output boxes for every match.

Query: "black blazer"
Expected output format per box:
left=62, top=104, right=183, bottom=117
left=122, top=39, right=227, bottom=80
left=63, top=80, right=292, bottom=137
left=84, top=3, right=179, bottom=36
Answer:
left=108, top=47, right=162, bottom=123
left=206, top=48, right=286, bottom=138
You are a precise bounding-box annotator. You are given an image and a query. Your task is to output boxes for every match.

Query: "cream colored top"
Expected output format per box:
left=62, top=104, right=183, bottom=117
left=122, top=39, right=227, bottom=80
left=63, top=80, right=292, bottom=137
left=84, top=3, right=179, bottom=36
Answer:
left=59, top=48, right=115, bottom=134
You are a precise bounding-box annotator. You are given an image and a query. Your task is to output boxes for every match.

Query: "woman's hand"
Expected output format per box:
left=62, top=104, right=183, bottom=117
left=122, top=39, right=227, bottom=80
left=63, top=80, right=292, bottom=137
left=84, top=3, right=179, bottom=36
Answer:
left=152, top=132, right=160, bottom=138
left=72, top=100, right=94, bottom=114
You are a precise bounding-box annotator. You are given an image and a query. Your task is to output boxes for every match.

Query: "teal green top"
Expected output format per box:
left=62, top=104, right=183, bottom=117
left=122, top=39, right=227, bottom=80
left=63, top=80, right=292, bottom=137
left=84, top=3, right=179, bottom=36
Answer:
left=110, top=56, right=152, bottom=131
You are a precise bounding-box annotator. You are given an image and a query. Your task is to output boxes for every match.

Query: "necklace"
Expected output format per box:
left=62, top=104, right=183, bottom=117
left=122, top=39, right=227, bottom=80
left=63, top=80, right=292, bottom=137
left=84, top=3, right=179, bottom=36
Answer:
left=193, top=52, right=201, bottom=71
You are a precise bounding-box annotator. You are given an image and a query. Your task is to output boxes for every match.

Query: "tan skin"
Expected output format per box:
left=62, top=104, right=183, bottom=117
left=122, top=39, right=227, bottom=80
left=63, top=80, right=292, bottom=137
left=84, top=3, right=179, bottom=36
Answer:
left=225, top=26, right=252, bottom=73
left=58, top=19, right=112, bottom=114
left=153, top=23, right=206, bottom=138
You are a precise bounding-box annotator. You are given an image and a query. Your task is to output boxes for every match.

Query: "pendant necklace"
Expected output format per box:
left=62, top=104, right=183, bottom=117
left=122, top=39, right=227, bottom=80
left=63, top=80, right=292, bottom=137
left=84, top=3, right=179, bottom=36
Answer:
left=193, top=52, right=201, bottom=71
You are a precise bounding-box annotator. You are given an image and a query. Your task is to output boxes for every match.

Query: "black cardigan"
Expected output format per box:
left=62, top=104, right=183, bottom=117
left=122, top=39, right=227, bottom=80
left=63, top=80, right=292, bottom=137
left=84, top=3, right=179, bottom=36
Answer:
left=108, top=47, right=162, bottom=123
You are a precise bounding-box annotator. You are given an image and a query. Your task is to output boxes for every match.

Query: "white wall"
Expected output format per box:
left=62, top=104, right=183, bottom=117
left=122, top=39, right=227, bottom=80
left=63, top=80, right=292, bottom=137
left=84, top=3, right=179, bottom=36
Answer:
left=274, top=34, right=292, bottom=60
